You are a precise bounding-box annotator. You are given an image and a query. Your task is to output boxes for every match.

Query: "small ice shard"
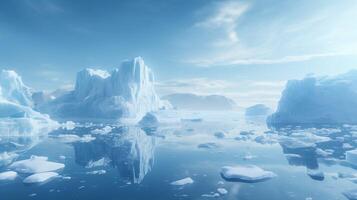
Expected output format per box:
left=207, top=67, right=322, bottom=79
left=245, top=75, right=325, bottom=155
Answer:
left=243, top=154, right=256, bottom=160
left=217, top=188, right=228, bottom=195
left=63, top=121, right=76, bottom=130
left=91, top=126, right=112, bottom=135
left=86, top=170, right=106, bottom=175
left=170, top=177, right=194, bottom=186
left=138, top=112, right=159, bottom=127
left=220, top=165, right=276, bottom=183
left=198, top=142, right=220, bottom=149
left=315, top=148, right=331, bottom=157
left=214, top=131, right=226, bottom=139
left=343, top=189, right=357, bottom=200
left=62, top=176, right=71, bottom=180
left=346, top=149, right=357, bottom=166
left=201, top=193, right=220, bottom=198
left=86, top=157, right=110, bottom=168
left=0, top=171, right=17, bottom=181
left=343, top=143, right=354, bottom=149
left=9, top=156, right=64, bottom=173
left=307, top=169, right=324, bottom=181
left=59, top=155, right=66, bottom=160
left=23, top=172, right=58, bottom=184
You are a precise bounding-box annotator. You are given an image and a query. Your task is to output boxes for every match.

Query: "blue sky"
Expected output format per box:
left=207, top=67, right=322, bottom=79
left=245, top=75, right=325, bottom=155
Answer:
left=1, top=0, right=357, bottom=107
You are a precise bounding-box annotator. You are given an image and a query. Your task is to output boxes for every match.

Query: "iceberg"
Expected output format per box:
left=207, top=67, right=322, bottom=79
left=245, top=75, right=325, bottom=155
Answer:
left=268, top=70, right=357, bottom=126
left=38, top=57, right=169, bottom=120
left=23, top=172, right=58, bottom=184
left=0, top=171, right=17, bottom=181
left=220, top=165, right=276, bottom=183
left=245, top=104, right=271, bottom=116
left=170, top=177, right=194, bottom=186
left=9, top=155, right=65, bottom=174
left=0, top=70, right=58, bottom=136
left=163, top=93, right=236, bottom=110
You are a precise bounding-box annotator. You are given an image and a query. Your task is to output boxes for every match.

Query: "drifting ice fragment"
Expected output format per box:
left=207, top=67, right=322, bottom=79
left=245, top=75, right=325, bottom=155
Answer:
left=170, top=177, right=194, bottom=186
left=23, top=172, right=58, bottom=184
left=9, top=156, right=64, bottom=173
left=220, top=165, right=276, bottom=183
left=0, top=171, right=17, bottom=181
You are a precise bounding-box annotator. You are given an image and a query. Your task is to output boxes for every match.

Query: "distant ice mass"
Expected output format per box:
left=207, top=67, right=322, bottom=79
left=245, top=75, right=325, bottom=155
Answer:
left=245, top=104, right=271, bottom=116
left=163, top=93, right=236, bottom=110
left=37, top=57, right=170, bottom=120
left=23, top=172, right=58, bottom=184
left=0, top=171, right=17, bottom=181
left=9, top=155, right=65, bottom=174
left=220, top=165, right=276, bottom=183
left=138, top=112, right=159, bottom=127
left=268, top=70, right=357, bottom=126
left=0, top=70, right=58, bottom=136
left=170, top=177, right=194, bottom=186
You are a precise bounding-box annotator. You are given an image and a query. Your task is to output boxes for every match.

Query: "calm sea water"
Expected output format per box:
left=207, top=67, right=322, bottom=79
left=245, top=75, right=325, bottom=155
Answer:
left=0, top=111, right=356, bottom=200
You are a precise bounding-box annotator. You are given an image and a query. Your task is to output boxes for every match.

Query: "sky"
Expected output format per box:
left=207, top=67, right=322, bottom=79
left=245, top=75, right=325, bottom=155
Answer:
left=1, top=0, right=357, bottom=108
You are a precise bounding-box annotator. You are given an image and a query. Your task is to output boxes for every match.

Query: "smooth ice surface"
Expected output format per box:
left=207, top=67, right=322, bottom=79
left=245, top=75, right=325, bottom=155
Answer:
left=220, top=165, right=276, bottom=182
left=23, top=172, right=58, bottom=184
left=163, top=93, right=236, bottom=110
left=170, top=177, right=194, bottom=186
left=268, top=70, right=357, bottom=125
left=9, top=156, right=65, bottom=173
left=245, top=104, right=271, bottom=116
left=0, top=171, right=17, bottom=181
left=38, top=57, right=169, bottom=120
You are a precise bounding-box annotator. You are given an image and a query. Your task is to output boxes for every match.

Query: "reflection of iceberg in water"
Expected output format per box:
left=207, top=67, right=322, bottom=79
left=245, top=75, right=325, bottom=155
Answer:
left=73, top=126, right=155, bottom=184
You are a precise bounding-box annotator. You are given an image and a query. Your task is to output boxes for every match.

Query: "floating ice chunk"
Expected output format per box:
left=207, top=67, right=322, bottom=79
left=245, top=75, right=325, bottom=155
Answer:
left=0, top=171, right=17, bottom=181
left=220, top=165, right=276, bottom=183
left=23, top=172, right=58, bottom=184
left=315, top=148, right=332, bottom=157
left=91, top=126, right=112, bottom=135
left=63, top=121, right=76, bottom=130
left=86, top=170, right=106, bottom=175
left=343, top=189, right=357, bottom=200
left=170, top=177, right=194, bottom=186
left=217, top=188, right=228, bottom=195
left=307, top=169, right=324, bottom=181
left=346, top=149, right=357, bottom=166
left=138, top=112, right=159, bottom=127
left=343, top=143, right=354, bottom=149
left=9, top=156, right=64, bottom=173
left=201, top=193, right=220, bottom=198
left=86, top=157, right=110, bottom=168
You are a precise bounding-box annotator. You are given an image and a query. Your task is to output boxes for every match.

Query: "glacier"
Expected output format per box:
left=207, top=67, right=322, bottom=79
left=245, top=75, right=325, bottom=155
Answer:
left=0, top=70, right=58, bottom=136
left=38, top=57, right=170, bottom=121
left=268, top=70, right=357, bottom=126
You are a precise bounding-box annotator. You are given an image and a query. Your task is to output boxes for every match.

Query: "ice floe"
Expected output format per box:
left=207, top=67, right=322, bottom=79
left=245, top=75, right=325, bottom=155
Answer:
left=220, top=165, right=276, bottom=183
left=9, top=155, right=64, bottom=173
left=23, top=172, right=58, bottom=184
left=170, top=177, right=194, bottom=186
left=0, top=171, right=17, bottom=181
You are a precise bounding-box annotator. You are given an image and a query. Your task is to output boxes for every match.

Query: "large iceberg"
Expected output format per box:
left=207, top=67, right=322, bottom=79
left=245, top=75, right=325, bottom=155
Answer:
left=38, top=57, right=169, bottom=120
left=268, top=70, right=357, bottom=126
left=0, top=70, right=58, bottom=136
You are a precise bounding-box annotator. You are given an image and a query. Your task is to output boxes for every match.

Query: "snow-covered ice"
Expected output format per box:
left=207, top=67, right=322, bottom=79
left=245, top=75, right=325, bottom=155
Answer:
left=9, top=155, right=64, bottom=173
left=86, top=170, right=106, bottom=175
left=0, top=171, right=17, bottom=181
left=170, top=177, right=194, bottom=186
left=56, top=134, right=95, bottom=143
left=91, top=126, right=112, bottom=135
left=23, top=172, right=58, bottom=184
left=220, top=165, right=276, bottom=182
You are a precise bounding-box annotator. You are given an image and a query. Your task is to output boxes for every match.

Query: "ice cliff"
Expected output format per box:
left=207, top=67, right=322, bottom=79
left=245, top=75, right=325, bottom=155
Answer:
left=268, top=70, right=357, bottom=126
left=39, top=57, right=170, bottom=120
left=0, top=70, right=58, bottom=136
